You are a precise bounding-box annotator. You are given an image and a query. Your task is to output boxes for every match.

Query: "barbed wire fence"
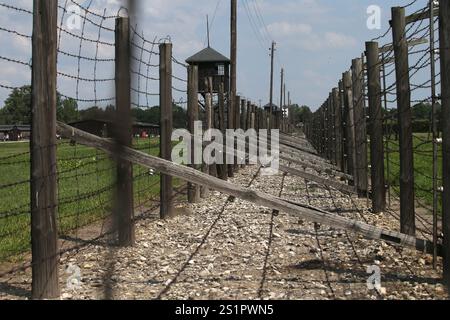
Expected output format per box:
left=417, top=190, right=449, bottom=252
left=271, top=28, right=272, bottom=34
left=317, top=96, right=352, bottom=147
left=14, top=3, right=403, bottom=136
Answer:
left=305, top=0, right=446, bottom=275
left=0, top=0, right=191, bottom=298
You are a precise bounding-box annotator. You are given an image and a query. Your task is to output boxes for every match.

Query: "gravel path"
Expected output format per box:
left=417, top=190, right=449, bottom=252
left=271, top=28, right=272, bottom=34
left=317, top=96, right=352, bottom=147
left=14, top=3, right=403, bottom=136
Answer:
left=0, top=148, right=448, bottom=300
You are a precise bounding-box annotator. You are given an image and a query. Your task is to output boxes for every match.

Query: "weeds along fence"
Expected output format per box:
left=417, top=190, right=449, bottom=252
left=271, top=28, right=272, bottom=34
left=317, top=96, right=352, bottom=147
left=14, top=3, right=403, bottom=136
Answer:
left=0, top=0, right=280, bottom=299
left=304, top=0, right=449, bottom=279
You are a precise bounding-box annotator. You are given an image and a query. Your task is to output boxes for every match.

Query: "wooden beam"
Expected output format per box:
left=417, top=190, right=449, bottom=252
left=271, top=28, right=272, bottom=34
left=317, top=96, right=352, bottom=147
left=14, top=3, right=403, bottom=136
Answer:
left=280, top=165, right=357, bottom=195
left=366, top=41, right=386, bottom=213
left=281, top=153, right=353, bottom=181
left=159, top=43, right=174, bottom=219
left=56, top=121, right=441, bottom=256
left=405, top=7, right=439, bottom=24
left=439, top=0, right=450, bottom=289
left=115, top=16, right=135, bottom=245
left=379, top=37, right=428, bottom=54
left=31, top=0, right=59, bottom=299
left=352, top=58, right=369, bottom=197
left=392, top=7, right=416, bottom=236
left=187, top=65, right=200, bottom=203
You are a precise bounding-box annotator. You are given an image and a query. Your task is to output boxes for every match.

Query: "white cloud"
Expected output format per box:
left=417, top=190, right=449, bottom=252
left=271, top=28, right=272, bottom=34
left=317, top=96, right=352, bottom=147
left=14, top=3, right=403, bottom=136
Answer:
left=267, top=22, right=312, bottom=37
left=266, top=21, right=356, bottom=51
left=324, top=32, right=357, bottom=48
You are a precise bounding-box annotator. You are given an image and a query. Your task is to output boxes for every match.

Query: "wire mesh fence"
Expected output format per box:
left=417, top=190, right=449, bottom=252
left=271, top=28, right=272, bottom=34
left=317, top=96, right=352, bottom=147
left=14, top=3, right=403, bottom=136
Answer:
left=305, top=0, right=444, bottom=259
left=0, top=0, right=190, bottom=267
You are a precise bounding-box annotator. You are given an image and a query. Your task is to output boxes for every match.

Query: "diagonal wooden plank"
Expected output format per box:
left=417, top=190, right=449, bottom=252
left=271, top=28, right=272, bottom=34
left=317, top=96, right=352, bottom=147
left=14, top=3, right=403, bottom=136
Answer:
left=279, top=165, right=357, bottom=195
left=56, top=122, right=440, bottom=256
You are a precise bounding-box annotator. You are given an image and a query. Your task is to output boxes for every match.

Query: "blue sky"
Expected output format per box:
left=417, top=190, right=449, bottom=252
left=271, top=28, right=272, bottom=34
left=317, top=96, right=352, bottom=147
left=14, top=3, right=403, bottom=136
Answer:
left=0, top=0, right=431, bottom=111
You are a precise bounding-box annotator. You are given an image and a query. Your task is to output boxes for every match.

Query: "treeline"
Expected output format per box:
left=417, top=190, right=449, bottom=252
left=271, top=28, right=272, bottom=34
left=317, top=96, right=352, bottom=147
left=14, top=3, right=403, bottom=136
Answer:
left=383, top=102, right=442, bottom=134
left=0, top=85, right=187, bottom=128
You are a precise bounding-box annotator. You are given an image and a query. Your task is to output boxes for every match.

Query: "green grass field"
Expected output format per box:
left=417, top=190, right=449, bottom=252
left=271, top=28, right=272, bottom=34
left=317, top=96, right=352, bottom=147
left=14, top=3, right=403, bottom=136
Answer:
left=383, top=133, right=442, bottom=213
left=0, top=138, right=171, bottom=262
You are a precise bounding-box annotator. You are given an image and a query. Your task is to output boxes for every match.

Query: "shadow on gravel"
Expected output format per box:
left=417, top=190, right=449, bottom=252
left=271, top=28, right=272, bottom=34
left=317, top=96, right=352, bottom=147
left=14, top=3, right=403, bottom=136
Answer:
left=0, top=281, right=30, bottom=299
left=289, top=259, right=442, bottom=286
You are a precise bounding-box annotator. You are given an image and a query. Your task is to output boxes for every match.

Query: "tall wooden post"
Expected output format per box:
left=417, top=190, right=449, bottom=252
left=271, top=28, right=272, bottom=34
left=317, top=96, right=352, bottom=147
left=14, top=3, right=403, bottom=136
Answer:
left=187, top=65, right=200, bottom=203
left=392, top=7, right=415, bottom=236
left=229, top=0, right=237, bottom=178
left=333, top=88, right=343, bottom=171
left=339, top=80, right=347, bottom=173
left=234, top=95, right=241, bottom=172
left=227, top=94, right=234, bottom=178
left=201, top=77, right=213, bottom=197
left=343, top=71, right=356, bottom=182
left=366, top=41, right=386, bottom=213
left=352, top=58, right=369, bottom=196
left=218, top=83, right=227, bottom=180
left=31, top=0, right=60, bottom=299
left=439, top=0, right=450, bottom=289
left=247, top=101, right=252, bottom=131
left=269, top=41, right=276, bottom=129
left=159, top=43, right=174, bottom=219
left=328, top=94, right=334, bottom=163
left=230, top=0, right=237, bottom=131
left=115, top=17, right=135, bottom=245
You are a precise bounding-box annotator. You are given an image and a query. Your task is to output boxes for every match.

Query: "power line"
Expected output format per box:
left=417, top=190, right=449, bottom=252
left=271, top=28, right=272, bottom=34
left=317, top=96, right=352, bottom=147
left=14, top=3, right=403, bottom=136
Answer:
left=241, top=0, right=267, bottom=50
left=204, top=0, right=223, bottom=47
left=250, top=0, right=272, bottom=43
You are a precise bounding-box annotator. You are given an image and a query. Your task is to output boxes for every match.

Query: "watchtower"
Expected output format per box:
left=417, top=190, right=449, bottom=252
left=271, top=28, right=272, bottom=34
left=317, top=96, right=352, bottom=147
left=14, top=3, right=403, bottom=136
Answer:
left=186, top=46, right=230, bottom=94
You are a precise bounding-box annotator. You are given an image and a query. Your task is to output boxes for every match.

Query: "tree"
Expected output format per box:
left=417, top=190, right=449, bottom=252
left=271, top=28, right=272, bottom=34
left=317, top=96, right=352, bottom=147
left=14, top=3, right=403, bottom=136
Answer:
left=131, top=104, right=187, bottom=129
left=290, top=104, right=312, bottom=124
left=57, top=97, right=80, bottom=123
left=412, top=102, right=432, bottom=120
left=0, top=85, right=32, bottom=125
left=0, top=86, right=82, bottom=125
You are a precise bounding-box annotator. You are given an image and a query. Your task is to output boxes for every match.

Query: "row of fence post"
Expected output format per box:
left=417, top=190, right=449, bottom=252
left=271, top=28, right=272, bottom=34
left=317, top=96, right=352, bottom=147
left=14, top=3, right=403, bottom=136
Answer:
left=29, top=2, right=176, bottom=298
left=30, top=0, right=292, bottom=299
left=305, top=2, right=450, bottom=291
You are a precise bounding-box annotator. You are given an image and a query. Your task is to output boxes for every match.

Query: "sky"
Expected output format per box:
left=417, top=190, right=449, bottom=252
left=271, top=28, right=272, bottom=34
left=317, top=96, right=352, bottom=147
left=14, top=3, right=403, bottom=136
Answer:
left=0, top=0, right=433, bottom=112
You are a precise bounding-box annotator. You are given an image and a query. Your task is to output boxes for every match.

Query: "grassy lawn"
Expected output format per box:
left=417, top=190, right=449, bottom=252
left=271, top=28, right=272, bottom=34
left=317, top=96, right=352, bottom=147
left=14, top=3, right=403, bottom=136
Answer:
left=0, top=137, right=177, bottom=262
left=383, top=133, right=443, bottom=213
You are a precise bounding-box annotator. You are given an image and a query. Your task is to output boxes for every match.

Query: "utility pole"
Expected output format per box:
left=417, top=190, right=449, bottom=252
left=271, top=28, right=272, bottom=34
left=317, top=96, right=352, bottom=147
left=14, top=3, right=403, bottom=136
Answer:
left=269, top=41, right=276, bottom=129
left=230, top=0, right=237, bottom=128
left=283, top=83, right=286, bottom=127
left=280, top=68, right=284, bottom=111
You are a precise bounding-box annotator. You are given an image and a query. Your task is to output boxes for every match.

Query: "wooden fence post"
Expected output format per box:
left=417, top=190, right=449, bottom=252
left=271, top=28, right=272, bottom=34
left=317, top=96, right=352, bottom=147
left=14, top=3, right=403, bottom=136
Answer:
left=227, top=91, right=234, bottom=178
left=240, top=99, right=246, bottom=168
left=115, top=16, right=135, bottom=245
left=328, top=94, right=334, bottom=163
left=333, top=87, right=343, bottom=171
left=439, top=0, right=450, bottom=289
left=352, top=58, right=369, bottom=196
left=251, top=104, right=256, bottom=130
left=159, top=43, right=174, bottom=219
left=366, top=41, right=386, bottom=213
left=187, top=65, right=200, bottom=203
left=234, top=95, right=241, bottom=172
left=241, top=99, right=247, bottom=131
left=218, top=83, right=227, bottom=180
left=31, top=0, right=59, bottom=299
left=201, top=78, right=212, bottom=197
left=392, top=6, right=415, bottom=236
left=246, top=101, right=252, bottom=131
left=343, top=71, right=356, bottom=182
left=339, top=80, right=348, bottom=174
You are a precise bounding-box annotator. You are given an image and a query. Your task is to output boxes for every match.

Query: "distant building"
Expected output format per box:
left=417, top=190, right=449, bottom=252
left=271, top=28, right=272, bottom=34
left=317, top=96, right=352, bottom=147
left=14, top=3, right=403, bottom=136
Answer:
left=69, top=119, right=160, bottom=138
left=263, top=103, right=279, bottom=114
left=0, top=125, right=31, bottom=141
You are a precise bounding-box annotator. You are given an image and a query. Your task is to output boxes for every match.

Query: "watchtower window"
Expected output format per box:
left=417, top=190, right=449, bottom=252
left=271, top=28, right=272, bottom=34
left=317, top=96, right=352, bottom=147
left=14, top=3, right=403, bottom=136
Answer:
left=217, top=64, right=225, bottom=76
